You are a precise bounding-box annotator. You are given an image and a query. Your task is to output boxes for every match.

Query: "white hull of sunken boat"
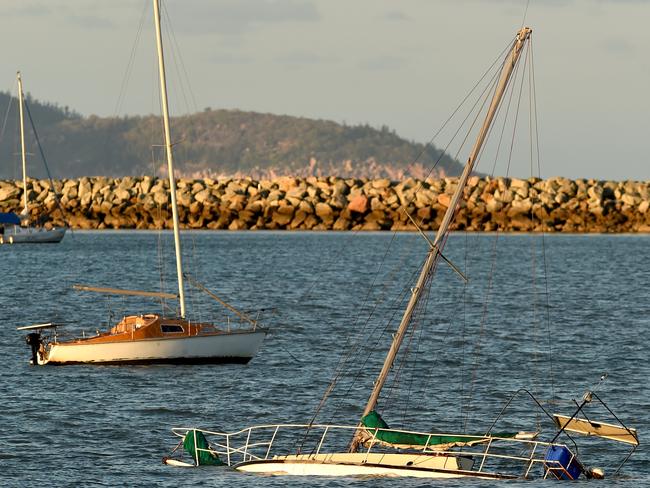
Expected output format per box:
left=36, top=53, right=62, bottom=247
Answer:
left=233, top=453, right=479, bottom=479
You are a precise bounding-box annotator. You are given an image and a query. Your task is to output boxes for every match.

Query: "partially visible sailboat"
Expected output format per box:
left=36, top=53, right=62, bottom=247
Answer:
left=163, top=26, right=638, bottom=480
left=16, top=0, right=266, bottom=365
left=0, top=72, right=66, bottom=244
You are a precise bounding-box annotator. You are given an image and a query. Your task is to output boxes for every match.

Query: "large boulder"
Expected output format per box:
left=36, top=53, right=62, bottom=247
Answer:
left=0, top=186, right=20, bottom=201
left=347, top=194, right=368, bottom=214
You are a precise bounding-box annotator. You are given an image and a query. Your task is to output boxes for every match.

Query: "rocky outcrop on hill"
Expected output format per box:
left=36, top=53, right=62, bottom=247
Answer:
left=1, top=176, right=649, bottom=233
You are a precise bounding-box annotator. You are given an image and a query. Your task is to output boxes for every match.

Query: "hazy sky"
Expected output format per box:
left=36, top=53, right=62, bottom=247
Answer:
left=0, top=0, right=648, bottom=180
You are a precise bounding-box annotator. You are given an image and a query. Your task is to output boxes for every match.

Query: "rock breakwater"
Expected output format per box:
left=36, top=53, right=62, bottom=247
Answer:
left=1, top=176, right=649, bottom=232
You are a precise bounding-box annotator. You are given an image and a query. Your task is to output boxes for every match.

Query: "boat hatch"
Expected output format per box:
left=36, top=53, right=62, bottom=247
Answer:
left=162, top=324, right=184, bottom=333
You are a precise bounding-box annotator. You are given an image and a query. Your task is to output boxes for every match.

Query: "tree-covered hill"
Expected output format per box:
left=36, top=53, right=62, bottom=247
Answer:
left=0, top=93, right=462, bottom=179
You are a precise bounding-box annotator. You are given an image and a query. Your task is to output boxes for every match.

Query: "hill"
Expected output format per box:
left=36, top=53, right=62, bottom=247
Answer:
left=0, top=93, right=463, bottom=179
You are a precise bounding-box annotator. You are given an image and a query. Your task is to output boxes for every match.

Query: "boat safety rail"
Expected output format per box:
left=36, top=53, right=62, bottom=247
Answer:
left=170, top=423, right=575, bottom=475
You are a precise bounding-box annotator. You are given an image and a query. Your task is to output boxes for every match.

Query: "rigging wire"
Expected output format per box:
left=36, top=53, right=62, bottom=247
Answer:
left=462, top=84, right=519, bottom=431
left=162, top=2, right=200, bottom=114
left=296, top=239, right=419, bottom=450
left=457, top=46, right=529, bottom=425
left=327, top=269, right=420, bottom=423
left=150, top=45, right=169, bottom=314
left=522, top=42, right=544, bottom=421
left=530, top=39, right=556, bottom=403
left=100, top=0, right=149, bottom=164
left=459, top=232, right=471, bottom=430
left=0, top=80, right=16, bottom=156
left=312, top=236, right=416, bottom=422
left=460, top=42, right=525, bottom=429
left=406, top=41, right=514, bottom=183
left=493, top=39, right=553, bottom=418
left=305, top=30, right=546, bottom=435
left=390, top=227, right=469, bottom=425
left=158, top=1, right=267, bottom=325
left=384, top=282, right=426, bottom=411
left=296, top=39, right=513, bottom=307
left=160, top=0, right=204, bottom=316
left=382, top=228, right=452, bottom=417
left=312, top=33, right=519, bottom=429
left=526, top=45, right=541, bottom=399
left=302, top=39, right=516, bottom=430
left=297, top=52, right=506, bottom=419
left=507, top=43, right=548, bottom=412
left=379, top=45, right=515, bottom=427
left=504, top=40, right=528, bottom=178
left=461, top=35, right=533, bottom=429
left=418, top=266, right=470, bottom=425
left=188, top=234, right=201, bottom=323
left=311, top=237, right=417, bottom=425
left=521, top=0, right=532, bottom=29
left=462, top=233, right=501, bottom=431
left=393, top=43, right=509, bottom=223
left=389, top=267, right=436, bottom=423
left=110, top=0, right=149, bottom=119
left=23, top=99, right=70, bottom=227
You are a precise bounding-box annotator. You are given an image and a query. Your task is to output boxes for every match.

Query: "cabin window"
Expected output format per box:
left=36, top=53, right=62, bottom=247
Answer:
left=161, top=324, right=184, bottom=333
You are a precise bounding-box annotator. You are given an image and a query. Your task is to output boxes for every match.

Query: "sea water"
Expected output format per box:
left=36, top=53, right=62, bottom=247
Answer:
left=1, top=231, right=648, bottom=486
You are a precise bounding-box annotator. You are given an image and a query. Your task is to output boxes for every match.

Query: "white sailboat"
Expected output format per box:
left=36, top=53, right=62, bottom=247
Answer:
left=17, top=0, right=266, bottom=365
left=163, top=26, right=638, bottom=479
left=0, top=72, right=66, bottom=244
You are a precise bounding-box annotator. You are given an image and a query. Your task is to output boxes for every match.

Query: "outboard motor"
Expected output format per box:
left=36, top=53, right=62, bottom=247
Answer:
left=25, top=332, right=43, bottom=365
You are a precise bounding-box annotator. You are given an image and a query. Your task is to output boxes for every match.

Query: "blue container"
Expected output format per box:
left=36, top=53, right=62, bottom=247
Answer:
left=544, top=446, right=582, bottom=480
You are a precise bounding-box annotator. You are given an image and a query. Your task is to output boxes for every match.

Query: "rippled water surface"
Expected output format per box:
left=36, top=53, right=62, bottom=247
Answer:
left=1, top=231, right=648, bottom=486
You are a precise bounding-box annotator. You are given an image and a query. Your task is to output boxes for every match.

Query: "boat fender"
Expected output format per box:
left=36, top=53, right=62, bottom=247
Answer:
left=585, top=467, right=605, bottom=479
left=9, top=235, right=13, bottom=244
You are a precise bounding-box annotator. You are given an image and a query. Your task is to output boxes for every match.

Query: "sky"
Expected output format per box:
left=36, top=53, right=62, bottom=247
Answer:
left=0, top=0, right=648, bottom=180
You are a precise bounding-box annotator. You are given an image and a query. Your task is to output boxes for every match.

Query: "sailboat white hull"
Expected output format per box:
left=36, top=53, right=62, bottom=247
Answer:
left=2, top=226, right=66, bottom=244
left=234, top=453, right=486, bottom=479
left=41, top=330, right=265, bottom=365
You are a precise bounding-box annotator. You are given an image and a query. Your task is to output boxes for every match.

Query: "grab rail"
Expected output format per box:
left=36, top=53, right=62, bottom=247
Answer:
left=170, top=422, right=574, bottom=478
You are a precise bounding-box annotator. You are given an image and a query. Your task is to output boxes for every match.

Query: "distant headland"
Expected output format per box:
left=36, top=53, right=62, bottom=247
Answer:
left=0, top=92, right=460, bottom=180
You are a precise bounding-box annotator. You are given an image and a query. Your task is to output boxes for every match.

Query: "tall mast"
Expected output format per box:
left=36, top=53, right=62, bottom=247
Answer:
left=153, top=0, right=186, bottom=318
left=16, top=72, right=29, bottom=219
left=355, top=27, right=532, bottom=436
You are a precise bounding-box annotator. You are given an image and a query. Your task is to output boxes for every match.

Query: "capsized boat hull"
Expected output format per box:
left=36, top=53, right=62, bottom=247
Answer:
left=2, top=226, right=66, bottom=244
left=40, top=330, right=266, bottom=365
left=234, top=453, right=508, bottom=479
